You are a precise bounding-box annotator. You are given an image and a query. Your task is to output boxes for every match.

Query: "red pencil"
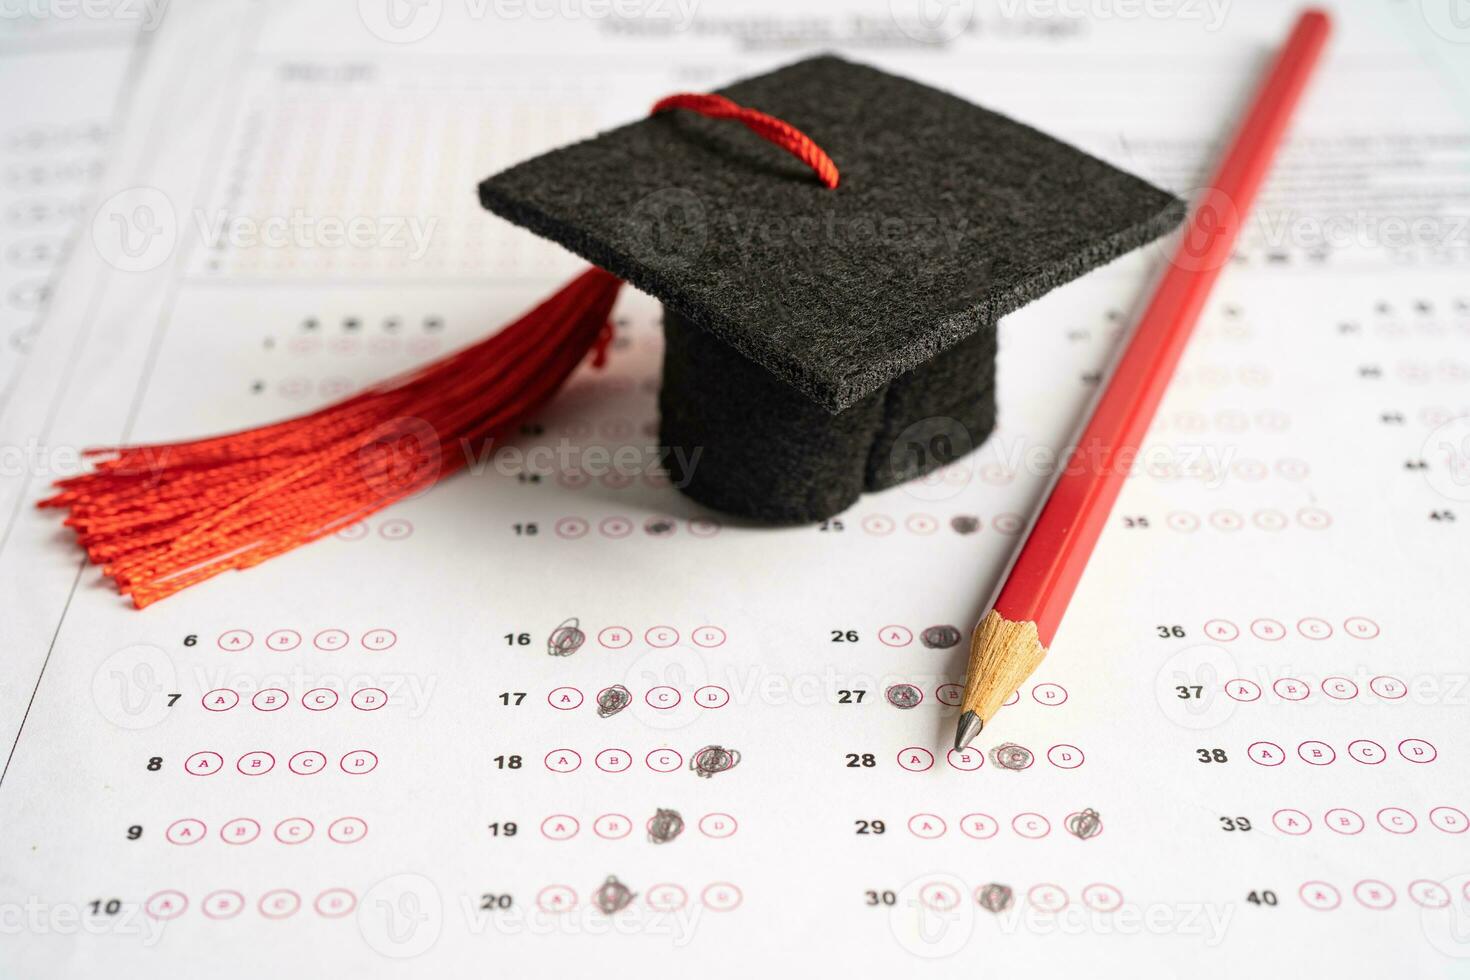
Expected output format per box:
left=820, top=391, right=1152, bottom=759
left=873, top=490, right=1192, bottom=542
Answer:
left=955, top=9, right=1332, bottom=749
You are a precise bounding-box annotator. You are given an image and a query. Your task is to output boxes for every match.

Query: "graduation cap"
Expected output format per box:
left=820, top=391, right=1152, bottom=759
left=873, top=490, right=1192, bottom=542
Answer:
left=480, top=55, right=1183, bottom=521
left=42, top=54, right=1183, bottom=607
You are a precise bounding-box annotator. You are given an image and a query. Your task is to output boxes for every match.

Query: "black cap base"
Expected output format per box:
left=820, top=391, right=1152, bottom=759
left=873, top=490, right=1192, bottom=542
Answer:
left=660, top=306, right=997, bottom=524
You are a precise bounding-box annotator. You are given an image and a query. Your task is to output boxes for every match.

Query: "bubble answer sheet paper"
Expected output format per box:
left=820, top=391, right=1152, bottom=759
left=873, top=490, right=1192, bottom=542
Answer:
left=1, top=1, right=1469, bottom=976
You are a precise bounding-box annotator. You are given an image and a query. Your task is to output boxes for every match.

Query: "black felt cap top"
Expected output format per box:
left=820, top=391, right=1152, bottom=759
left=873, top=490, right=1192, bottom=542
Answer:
left=480, top=55, right=1184, bottom=413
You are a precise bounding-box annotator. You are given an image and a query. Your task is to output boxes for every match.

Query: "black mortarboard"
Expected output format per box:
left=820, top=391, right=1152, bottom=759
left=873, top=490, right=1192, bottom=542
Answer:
left=44, top=56, right=1187, bottom=608
left=480, top=55, right=1183, bottom=523
left=482, top=55, right=1181, bottom=520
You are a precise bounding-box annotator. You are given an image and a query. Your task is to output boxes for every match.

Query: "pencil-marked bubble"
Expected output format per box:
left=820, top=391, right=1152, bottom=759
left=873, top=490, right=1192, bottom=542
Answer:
left=547, top=618, right=586, bottom=657
left=357, top=873, right=441, bottom=958
left=596, top=685, right=631, bottom=718
left=976, top=883, right=1013, bottom=913
left=920, top=625, right=962, bottom=649
left=92, top=644, right=176, bottom=730
left=886, top=684, right=923, bottom=709
left=991, top=743, right=1033, bottom=771
left=1422, top=416, right=1470, bottom=501
left=648, top=808, right=684, bottom=844
left=593, top=876, right=635, bottom=915
left=691, top=745, right=740, bottom=778
left=644, top=517, right=677, bottom=536
left=1066, top=808, right=1103, bottom=840
left=950, top=515, right=980, bottom=535
left=1153, top=644, right=1238, bottom=730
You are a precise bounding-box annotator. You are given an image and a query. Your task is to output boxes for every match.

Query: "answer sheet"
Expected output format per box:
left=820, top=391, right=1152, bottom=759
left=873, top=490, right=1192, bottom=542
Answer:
left=2, top=1, right=1469, bottom=975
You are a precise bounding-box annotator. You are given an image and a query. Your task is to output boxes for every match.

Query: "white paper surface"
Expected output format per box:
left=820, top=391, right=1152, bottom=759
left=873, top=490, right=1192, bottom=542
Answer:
left=1, top=1, right=1468, bottom=975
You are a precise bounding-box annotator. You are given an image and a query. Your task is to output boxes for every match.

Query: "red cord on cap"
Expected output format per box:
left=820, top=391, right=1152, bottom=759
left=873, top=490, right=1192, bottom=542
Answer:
left=651, top=93, right=840, bottom=189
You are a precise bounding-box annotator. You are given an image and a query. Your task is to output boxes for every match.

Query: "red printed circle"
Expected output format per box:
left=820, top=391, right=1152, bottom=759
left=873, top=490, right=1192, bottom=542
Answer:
left=896, top=747, right=934, bottom=772
left=202, top=689, right=240, bottom=712
left=289, top=750, right=326, bottom=775
left=328, top=817, right=368, bottom=844
left=339, top=749, right=378, bottom=774
left=698, top=813, right=738, bottom=838
left=251, top=689, right=289, bottom=712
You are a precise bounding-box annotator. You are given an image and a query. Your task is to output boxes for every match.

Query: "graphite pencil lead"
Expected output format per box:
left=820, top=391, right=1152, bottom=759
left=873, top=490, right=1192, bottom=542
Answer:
left=954, top=711, right=984, bottom=752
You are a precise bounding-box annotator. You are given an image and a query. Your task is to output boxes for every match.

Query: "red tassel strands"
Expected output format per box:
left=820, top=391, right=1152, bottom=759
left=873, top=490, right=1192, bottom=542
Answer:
left=40, top=267, right=622, bottom=608
left=39, top=91, right=837, bottom=608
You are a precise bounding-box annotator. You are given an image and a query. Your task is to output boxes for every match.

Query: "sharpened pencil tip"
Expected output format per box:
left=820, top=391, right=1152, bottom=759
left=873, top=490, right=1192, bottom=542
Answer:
left=954, top=711, right=983, bottom=752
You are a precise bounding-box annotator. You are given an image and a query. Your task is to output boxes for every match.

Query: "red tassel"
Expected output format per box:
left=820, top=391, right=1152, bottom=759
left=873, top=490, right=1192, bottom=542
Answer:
left=40, top=266, right=623, bottom=608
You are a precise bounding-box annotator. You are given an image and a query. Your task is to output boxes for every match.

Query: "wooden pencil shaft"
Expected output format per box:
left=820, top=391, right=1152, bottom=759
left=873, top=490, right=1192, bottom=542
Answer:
left=990, top=10, right=1332, bottom=647
left=959, top=11, right=1332, bottom=732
